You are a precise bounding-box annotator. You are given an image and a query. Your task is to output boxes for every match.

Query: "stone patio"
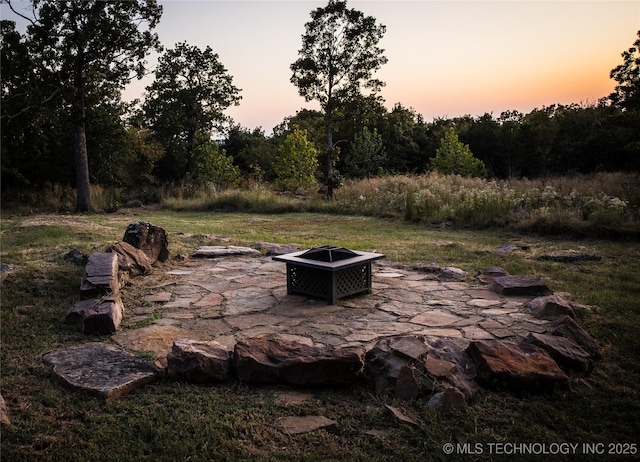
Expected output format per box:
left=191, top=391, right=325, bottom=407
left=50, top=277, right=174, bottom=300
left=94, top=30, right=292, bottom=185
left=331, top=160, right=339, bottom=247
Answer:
left=111, top=253, right=555, bottom=367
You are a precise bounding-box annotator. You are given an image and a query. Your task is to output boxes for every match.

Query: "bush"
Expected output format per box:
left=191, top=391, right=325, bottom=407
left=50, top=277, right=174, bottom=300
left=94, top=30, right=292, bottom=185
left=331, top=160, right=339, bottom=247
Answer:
left=273, top=128, right=319, bottom=192
left=429, top=128, right=487, bottom=177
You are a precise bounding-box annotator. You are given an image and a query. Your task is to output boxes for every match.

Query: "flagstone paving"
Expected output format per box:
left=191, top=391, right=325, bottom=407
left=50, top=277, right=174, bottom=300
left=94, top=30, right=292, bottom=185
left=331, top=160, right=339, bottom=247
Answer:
left=114, top=254, right=555, bottom=366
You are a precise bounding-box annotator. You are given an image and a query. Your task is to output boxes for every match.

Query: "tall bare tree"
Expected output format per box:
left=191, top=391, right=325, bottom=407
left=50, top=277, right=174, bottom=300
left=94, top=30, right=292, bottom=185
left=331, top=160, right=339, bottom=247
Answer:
left=291, top=0, right=386, bottom=197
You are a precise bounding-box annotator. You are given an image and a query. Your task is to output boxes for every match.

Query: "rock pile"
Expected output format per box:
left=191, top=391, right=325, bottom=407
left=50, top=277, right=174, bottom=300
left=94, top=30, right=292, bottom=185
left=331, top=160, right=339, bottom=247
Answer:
left=65, top=221, right=168, bottom=335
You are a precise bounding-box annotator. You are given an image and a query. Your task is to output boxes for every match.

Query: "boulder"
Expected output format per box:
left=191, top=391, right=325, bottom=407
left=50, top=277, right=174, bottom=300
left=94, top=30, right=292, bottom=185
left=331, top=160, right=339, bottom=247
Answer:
left=490, top=275, right=552, bottom=296
left=527, top=295, right=576, bottom=320
left=365, top=336, right=477, bottom=401
left=439, top=267, right=468, bottom=281
left=42, top=343, right=158, bottom=401
left=466, top=339, right=568, bottom=391
left=526, top=332, right=593, bottom=373
left=167, top=339, right=232, bottom=383
left=107, top=241, right=152, bottom=275
left=537, top=252, right=601, bottom=263
left=234, top=337, right=364, bottom=386
left=394, top=366, right=420, bottom=400
left=123, top=221, right=169, bottom=264
left=66, top=296, right=124, bottom=335
left=552, top=315, right=601, bottom=359
left=80, top=252, right=120, bottom=299
left=428, top=387, right=467, bottom=411
left=476, top=267, right=510, bottom=284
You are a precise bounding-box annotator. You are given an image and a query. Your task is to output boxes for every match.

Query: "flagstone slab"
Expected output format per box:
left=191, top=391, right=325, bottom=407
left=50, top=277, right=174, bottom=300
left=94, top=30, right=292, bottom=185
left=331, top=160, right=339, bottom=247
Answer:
left=43, top=343, right=158, bottom=401
left=277, top=416, right=336, bottom=434
left=191, top=246, right=261, bottom=258
left=410, top=310, right=463, bottom=327
left=112, top=325, right=210, bottom=361
left=144, top=292, right=173, bottom=303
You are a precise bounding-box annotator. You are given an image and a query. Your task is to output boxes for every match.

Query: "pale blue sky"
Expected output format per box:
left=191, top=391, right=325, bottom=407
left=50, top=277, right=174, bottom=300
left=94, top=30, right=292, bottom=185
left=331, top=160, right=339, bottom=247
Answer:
left=3, top=1, right=639, bottom=134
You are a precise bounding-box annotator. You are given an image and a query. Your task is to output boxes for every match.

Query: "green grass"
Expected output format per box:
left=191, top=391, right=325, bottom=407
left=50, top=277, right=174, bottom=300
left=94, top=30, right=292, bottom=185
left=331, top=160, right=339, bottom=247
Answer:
left=2, top=210, right=639, bottom=461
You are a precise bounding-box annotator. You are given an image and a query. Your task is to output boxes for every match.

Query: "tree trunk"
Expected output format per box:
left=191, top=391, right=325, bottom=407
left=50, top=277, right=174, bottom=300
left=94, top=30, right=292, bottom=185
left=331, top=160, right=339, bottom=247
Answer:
left=74, top=118, right=91, bottom=213
left=73, top=18, right=91, bottom=213
left=326, top=110, right=334, bottom=199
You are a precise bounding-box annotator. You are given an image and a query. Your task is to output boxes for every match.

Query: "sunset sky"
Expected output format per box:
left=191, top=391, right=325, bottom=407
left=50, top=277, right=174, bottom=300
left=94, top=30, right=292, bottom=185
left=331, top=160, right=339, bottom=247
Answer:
left=3, top=1, right=639, bottom=134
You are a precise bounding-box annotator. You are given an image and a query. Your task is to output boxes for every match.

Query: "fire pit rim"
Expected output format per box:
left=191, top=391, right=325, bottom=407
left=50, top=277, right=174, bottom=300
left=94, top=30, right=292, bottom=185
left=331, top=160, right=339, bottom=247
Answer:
left=271, top=247, right=385, bottom=270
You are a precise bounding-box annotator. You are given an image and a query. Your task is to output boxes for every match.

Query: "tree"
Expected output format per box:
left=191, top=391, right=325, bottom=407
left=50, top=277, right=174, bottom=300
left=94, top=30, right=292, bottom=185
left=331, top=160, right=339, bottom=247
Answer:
left=5, top=0, right=163, bottom=212
left=608, top=30, right=640, bottom=168
left=429, top=128, right=487, bottom=178
left=291, top=0, right=387, bottom=197
left=273, top=128, right=319, bottom=192
left=142, top=42, right=241, bottom=183
left=344, top=127, right=386, bottom=178
left=609, top=30, right=640, bottom=111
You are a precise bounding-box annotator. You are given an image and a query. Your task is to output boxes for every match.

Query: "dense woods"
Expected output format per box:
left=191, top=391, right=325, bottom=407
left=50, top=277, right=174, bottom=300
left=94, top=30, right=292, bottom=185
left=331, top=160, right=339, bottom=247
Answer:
left=1, top=1, right=639, bottom=207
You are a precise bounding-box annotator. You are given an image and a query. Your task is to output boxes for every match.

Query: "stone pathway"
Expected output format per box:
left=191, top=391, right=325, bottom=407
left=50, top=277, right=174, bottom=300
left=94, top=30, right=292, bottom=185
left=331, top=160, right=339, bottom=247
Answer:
left=112, top=254, right=553, bottom=367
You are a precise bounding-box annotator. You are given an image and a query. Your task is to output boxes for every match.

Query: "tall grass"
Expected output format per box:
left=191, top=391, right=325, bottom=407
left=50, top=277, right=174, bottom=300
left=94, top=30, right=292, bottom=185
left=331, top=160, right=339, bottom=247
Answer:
left=159, top=172, right=640, bottom=237
left=3, top=172, right=638, bottom=237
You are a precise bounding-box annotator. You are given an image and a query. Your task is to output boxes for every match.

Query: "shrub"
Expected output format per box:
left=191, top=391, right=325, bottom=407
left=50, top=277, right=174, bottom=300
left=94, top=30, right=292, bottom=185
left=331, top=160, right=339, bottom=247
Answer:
left=273, top=128, right=319, bottom=192
left=429, top=127, right=487, bottom=177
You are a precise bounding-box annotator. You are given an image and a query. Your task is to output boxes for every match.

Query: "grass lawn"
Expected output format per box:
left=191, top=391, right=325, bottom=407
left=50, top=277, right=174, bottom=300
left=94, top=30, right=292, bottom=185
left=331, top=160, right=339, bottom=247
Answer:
left=1, top=209, right=639, bottom=461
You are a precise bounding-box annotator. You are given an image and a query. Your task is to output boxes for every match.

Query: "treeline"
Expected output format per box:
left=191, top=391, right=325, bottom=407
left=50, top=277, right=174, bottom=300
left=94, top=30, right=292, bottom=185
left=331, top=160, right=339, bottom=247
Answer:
left=224, top=98, right=639, bottom=183
left=3, top=94, right=637, bottom=193
left=1, top=3, right=639, bottom=199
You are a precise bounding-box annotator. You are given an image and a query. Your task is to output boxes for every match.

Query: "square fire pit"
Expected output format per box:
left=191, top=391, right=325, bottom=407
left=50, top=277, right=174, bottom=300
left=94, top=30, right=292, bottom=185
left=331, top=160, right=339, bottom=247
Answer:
left=272, top=246, right=385, bottom=304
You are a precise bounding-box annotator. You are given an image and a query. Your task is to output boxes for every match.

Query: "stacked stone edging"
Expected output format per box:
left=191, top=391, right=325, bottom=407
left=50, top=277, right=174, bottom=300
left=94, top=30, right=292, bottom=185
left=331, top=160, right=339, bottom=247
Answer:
left=65, top=222, right=168, bottom=335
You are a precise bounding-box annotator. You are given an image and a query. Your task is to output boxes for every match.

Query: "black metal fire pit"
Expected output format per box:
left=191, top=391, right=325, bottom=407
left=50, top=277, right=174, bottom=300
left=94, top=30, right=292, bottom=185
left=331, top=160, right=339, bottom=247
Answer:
left=272, top=245, right=385, bottom=304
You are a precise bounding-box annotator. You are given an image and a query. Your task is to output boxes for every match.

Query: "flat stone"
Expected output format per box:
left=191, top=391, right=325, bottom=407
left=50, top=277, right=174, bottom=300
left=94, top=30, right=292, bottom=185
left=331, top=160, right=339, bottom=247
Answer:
left=162, top=296, right=201, bottom=309
left=276, top=416, right=336, bottom=434
left=144, top=292, right=172, bottom=303
left=468, top=298, right=501, bottom=308
left=552, top=315, right=600, bottom=358
left=225, top=313, right=292, bottom=330
left=167, top=339, right=233, bottom=382
left=490, top=276, right=552, bottom=297
left=42, top=343, right=158, bottom=401
left=112, top=325, right=210, bottom=363
left=167, top=270, right=193, bottom=276
left=385, top=405, right=418, bottom=425
left=234, top=337, right=365, bottom=385
left=377, top=272, right=405, bottom=278
left=391, top=336, right=430, bottom=360
left=424, top=357, right=456, bottom=377
left=410, top=310, right=462, bottom=327
left=417, top=328, right=463, bottom=338
left=80, top=252, right=120, bottom=299
left=462, top=326, right=494, bottom=340
left=526, top=332, right=593, bottom=373
left=476, top=267, right=510, bottom=284
left=191, top=246, right=261, bottom=258
left=275, top=391, right=314, bottom=406
left=466, top=340, right=568, bottom=391
left=537, top=252, right=601, bottom=263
